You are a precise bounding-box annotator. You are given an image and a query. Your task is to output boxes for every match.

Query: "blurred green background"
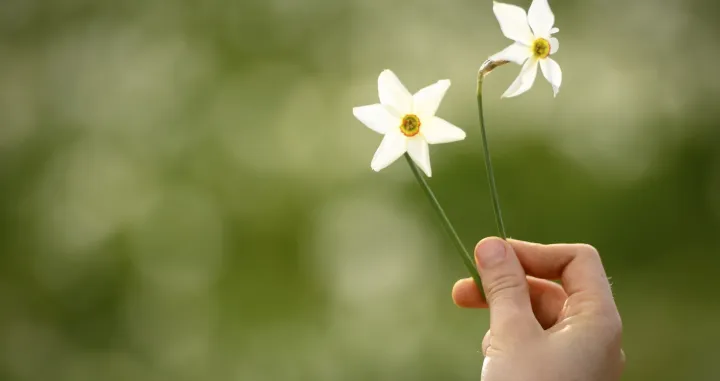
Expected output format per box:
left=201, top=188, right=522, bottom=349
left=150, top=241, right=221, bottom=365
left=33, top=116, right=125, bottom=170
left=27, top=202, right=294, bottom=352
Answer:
left=0, top=0, right=719, bottom=380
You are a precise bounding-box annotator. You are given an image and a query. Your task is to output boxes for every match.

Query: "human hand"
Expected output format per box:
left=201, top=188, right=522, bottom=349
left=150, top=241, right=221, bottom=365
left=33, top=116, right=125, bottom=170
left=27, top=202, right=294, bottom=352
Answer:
left=452, top=238, right=624, bottom=381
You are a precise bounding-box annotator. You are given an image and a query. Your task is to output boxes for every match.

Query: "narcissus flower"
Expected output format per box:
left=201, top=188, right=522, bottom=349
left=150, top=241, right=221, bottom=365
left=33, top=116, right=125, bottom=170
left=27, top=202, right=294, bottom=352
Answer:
left=490, top=0, right=562, bottom=98
left=353, top=70, right=466, bottom=177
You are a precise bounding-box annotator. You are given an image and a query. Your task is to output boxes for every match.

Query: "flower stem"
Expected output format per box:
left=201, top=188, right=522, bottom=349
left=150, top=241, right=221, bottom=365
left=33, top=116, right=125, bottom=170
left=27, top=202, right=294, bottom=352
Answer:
left=477, top=70, right=507, bottom=240
left=404, top=154, right=484, bottom=297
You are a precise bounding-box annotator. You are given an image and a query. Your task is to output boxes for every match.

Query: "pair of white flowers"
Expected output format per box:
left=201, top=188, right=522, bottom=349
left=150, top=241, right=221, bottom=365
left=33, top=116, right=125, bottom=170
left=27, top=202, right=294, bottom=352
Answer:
left=353, top=0, right=561, bottom=177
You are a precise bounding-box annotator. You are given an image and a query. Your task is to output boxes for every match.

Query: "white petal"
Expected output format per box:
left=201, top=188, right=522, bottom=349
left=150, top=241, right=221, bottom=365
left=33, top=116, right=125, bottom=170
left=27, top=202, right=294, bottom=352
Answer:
left=489, top=42, right=532, bottom=65
left=550, top=37, right=559, bottom=54
left=422, top=117, right=466, bottom=144
left=528, top=0, right=555, bottom=38
left=501, top=57, right=539, bottom=98
left=550, top=27, right=559, bottom=34
left=371, top=130, right=407, bottom=172
left=492, top=2, right=534, bottom=44
left=378, top=69, right=412, bottom=116
left=412, top=80, right=450, bottom=120
left=407, top=138, right=432, bottom=177
left=353, top=104, right=398, bottom=134
left=540, top=57, right=562, bottom=97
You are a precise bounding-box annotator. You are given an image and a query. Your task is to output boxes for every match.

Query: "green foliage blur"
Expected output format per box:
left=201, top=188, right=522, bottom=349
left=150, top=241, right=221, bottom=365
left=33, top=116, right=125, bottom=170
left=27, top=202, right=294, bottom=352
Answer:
left=1, top=0, right=719, bottom=380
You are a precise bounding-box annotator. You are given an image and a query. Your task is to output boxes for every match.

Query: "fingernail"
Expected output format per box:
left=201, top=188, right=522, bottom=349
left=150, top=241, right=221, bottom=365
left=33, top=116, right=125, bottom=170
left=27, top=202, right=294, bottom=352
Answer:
left=475, top=238, right=506, bottom=269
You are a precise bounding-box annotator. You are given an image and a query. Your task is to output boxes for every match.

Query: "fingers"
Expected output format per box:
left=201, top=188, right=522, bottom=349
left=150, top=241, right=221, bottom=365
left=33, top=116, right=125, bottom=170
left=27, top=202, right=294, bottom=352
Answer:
left=528, top=277, right=567, bottom=329
left=508, top=239, right=618, bottom=317
left=474, top=237, right=540, bottom=337
left=452, top=277, right=486, bottom=307
left=453, top=276, right=567, bottom=329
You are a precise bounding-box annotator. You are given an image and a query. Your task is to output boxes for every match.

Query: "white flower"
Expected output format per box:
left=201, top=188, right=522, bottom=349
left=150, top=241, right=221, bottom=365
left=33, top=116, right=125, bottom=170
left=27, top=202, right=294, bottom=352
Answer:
left=352, top=70, right=466, bottom=177
left=489, top=0, right=562, bottom=98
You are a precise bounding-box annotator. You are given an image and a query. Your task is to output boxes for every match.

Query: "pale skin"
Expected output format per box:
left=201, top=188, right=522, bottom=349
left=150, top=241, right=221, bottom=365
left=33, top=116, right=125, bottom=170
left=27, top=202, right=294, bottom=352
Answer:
left=452, top=238, right=625, bottom=381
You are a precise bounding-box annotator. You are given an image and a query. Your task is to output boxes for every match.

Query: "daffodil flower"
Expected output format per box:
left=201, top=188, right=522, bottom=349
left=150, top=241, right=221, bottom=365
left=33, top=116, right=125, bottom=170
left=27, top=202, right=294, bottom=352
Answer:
left=490, top=0, right=562, bottom=98
left=352, top=70, right=484, bottom=296
left=353, top=70, right=466, bottom=177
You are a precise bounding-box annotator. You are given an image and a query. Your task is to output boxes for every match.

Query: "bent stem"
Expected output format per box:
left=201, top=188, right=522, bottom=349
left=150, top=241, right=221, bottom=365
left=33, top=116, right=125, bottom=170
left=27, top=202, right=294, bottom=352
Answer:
left=404, top=154, right=484, bottom=297
left=477, top=66, right=508, bottom=240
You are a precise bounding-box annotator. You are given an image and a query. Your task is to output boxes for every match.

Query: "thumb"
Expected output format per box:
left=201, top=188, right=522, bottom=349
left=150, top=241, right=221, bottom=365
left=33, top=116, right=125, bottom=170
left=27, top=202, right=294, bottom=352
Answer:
left=475, top=237, right=539, bottom=337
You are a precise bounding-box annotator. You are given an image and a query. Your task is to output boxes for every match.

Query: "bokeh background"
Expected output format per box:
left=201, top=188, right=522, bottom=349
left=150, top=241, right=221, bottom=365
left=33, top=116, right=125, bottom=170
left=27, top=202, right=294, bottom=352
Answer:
left=1, top=0, right=719, bottom=380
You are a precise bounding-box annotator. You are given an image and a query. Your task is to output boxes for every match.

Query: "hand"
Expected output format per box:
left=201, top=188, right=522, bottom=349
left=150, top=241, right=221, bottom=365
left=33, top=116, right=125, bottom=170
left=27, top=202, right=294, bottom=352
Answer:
left=452, top=238, right=624, bottom=381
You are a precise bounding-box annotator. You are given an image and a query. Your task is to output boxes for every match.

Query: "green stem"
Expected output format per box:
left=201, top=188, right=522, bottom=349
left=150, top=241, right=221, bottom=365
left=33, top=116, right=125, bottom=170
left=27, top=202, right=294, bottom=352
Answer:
left=477, top=71, right=508, bottom=240
left=404, top=154, right=484, bottom=297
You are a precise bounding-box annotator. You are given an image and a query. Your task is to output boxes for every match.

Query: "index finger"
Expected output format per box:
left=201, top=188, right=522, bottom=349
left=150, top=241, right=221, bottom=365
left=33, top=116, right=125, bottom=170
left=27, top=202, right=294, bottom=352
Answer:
left=508, top=240, right=617, bottom=317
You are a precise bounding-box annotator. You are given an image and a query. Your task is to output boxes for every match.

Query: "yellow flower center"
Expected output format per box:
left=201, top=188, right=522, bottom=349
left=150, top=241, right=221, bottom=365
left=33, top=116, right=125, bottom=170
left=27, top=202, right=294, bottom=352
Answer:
left=399, top=114, right=421, bottom=137
left=532, top=38, right=551, bottom=59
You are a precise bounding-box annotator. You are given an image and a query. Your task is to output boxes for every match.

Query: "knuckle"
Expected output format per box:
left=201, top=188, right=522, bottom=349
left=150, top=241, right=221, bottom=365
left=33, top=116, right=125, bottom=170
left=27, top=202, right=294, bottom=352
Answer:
left=611, top=311, right=624, bottom=335
left=575, top=243, right=600, bottom=259
left=609, top=323, right=623, bottom=349
left=596, top=310, right=624, bottom=343
left=575, top=243, right=612, bottom=284
left=486, top=272, right=526, bottom=302
left=606, top=314, right=623, bottom=335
